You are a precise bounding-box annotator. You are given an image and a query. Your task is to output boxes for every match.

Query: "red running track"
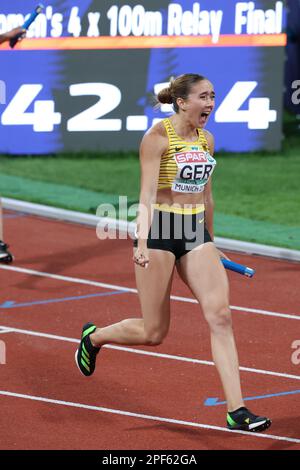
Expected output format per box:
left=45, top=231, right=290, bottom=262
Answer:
left=0, top=210, right=299, bottom=450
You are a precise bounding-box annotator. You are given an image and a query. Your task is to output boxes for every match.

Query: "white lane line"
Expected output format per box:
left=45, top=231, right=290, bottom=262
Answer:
left=0, top=390, right=299, bottom=444
left=0, top=264, right=299, bottom=321
left=0, top=328, right=14, bottom=334
left=1, top=325, right=300, bottom=382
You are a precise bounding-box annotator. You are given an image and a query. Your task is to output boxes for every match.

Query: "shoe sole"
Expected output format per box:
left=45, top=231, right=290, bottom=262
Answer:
left=75, top=349, right=90, bottom=377
left=250, top=419, right=272, bottom=432
left=0, top=255, right=14, bottom=263
left=75, top=323, right=98, bottom=377
left=228, top=419, right=272, bottom=433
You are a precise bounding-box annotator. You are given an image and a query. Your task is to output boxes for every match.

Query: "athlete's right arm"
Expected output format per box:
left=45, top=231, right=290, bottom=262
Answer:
left=134, top=127, right=167, bottom=267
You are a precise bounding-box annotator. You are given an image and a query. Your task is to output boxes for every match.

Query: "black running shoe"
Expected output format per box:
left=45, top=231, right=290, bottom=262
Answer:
left=0, top=240, right=13, bottom=264
left=227, top=407, right=271, bottom=432
left=75, top=322, right=101, bottom=377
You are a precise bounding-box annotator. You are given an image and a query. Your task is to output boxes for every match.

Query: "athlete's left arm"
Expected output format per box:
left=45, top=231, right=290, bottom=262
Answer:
left=203, top=130, right=215, bottom=240
left=203, top=130, right=230, bottom=260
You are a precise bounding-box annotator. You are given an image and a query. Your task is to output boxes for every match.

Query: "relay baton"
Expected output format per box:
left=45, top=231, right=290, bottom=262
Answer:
left=9, top=4, right=44, bottom=48
left=221, top=259, right=255, bottom=278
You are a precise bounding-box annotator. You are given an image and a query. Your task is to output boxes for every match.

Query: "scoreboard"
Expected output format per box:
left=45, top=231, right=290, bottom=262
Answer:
left=0, top=1, right=286, bottom=154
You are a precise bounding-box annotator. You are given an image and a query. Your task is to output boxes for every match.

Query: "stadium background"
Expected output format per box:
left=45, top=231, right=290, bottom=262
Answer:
left=0, top=0, right=299, bottom=250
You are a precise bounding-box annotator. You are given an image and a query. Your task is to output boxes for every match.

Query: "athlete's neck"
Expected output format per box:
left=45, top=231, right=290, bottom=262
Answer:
left=170, top=115, right=199, bottom=142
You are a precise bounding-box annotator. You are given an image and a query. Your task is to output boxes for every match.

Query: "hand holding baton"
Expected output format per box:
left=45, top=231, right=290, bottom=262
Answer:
left=10, top=4, right=44, bottom=48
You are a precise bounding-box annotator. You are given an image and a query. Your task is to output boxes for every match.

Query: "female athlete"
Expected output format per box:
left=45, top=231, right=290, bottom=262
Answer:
left=75, top=74, right=271, bottom=433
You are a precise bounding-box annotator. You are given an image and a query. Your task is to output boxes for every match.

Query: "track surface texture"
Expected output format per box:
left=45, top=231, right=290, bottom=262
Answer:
left=0, top=211, right=299, bottom=450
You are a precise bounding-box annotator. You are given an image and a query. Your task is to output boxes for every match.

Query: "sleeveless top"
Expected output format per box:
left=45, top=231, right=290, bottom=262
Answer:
left=158, top=118, right=216, bottom=194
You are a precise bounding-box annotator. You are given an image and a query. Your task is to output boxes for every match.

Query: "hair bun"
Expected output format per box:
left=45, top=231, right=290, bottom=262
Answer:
left=157, top=87, right=173, bottom=104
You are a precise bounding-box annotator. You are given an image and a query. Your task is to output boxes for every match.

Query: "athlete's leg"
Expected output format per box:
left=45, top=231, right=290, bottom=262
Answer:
left=177, top=242, right=244, bottom=412
left=0, top=198, right=13, bottom=264
left=90, top=249, right=176, bottom=347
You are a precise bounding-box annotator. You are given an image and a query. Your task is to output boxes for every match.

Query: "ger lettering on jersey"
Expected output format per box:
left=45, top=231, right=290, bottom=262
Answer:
left=158, top=118, right=216, bottom=194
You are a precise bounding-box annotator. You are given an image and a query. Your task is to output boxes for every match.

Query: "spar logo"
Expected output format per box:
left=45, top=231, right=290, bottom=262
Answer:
left=174, top=151, right=214, bottom=181
left=175, top=151, right=208, bottom=164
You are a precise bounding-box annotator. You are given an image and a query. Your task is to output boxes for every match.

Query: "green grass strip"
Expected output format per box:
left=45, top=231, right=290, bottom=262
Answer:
left=215, top=213, right=300, bottom=250
left=0, top=174, right=137, bottom=214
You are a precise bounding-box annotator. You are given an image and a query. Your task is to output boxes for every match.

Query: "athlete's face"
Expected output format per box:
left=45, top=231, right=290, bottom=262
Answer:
left=180, top=80, right=215, bottom=128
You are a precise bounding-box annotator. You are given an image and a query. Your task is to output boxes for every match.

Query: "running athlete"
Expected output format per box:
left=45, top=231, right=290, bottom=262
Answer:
left=0, top=27, right=25, bottom=262
left=75, top=74, right=271, bottom=433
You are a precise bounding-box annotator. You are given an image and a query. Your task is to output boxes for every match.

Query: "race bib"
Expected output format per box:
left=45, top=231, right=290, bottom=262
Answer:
left=172, top=150, right=216, bottom=193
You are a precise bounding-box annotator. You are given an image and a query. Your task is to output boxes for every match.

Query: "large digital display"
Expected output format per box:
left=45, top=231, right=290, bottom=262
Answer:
left=0, top=1, right=286, bottom=154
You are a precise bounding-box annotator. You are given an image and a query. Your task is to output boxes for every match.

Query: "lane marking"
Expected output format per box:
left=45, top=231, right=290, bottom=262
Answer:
left=0, top=390, right=298, bottom=444
left=0, top=265, right=299, bottom=321
left=0, top=325, right=299, bottom=382
left=0, top=328, right=14, bottom=334
left=0, top=290, right=126, bottom=309
left=0, top=301, right=15, bottom=308
left=205, top=389, right=300, bottom=406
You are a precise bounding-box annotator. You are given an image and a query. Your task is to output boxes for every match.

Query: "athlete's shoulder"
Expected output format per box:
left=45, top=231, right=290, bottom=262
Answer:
left=140, top=120, right=168, bottom=156
left=203, top=129, right=214, bottom=140
left=142, top=120, right=168, bottom=145
left=148, top=119, right=168, bottom=138
left=202, top=129, right=215, bottom=155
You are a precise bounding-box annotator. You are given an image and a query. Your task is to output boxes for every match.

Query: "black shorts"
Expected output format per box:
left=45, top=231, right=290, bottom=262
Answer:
left=133, top=204, right=212, bottom=260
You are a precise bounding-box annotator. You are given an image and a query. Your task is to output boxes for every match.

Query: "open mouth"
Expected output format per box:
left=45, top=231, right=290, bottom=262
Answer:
left=199, top=112, right=210, bottom=125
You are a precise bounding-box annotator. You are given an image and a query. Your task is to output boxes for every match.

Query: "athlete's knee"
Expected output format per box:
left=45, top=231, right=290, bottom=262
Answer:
left=204, top=304, right=232, bottom=332
left=144, top=326, right=168, bottom=346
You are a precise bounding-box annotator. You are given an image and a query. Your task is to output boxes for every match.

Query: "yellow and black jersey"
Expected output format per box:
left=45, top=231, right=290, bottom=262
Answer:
left=158, top=118, right=216, bottom=193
